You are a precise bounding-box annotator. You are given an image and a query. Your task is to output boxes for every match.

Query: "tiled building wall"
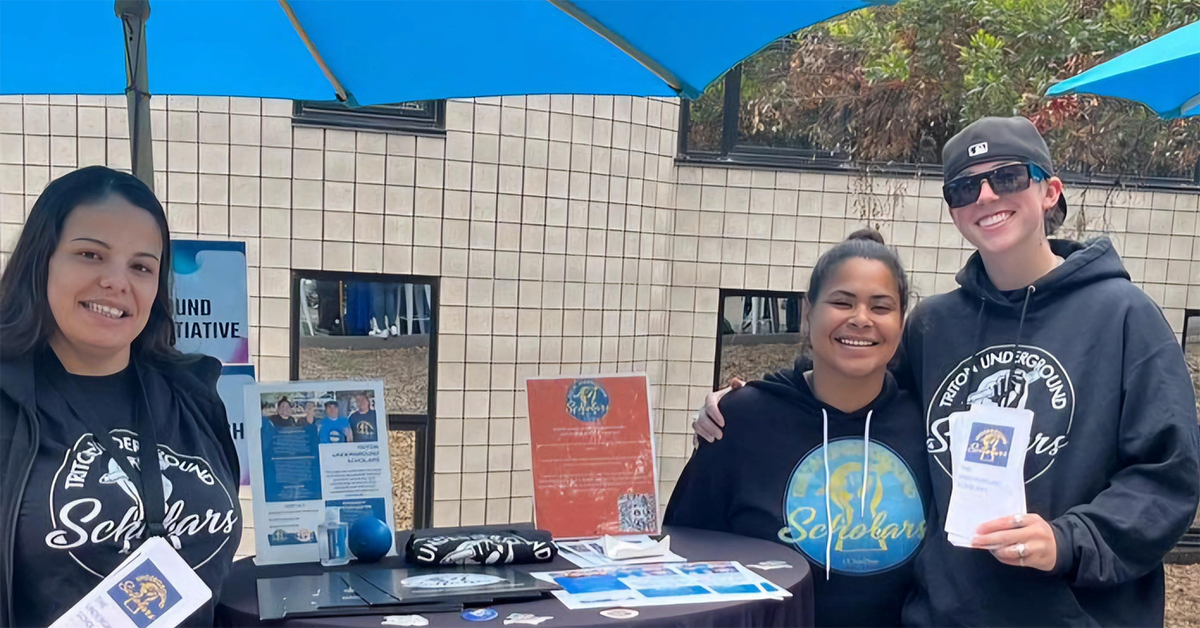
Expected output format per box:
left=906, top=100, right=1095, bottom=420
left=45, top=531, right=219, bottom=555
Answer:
left=0, top=93, right=683, bottom=530
left=2, top=94, right=1198, bottom=529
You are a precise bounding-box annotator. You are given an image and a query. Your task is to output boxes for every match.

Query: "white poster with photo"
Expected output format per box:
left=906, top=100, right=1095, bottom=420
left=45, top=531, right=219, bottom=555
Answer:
left=244, top=380, right=396, bottom=566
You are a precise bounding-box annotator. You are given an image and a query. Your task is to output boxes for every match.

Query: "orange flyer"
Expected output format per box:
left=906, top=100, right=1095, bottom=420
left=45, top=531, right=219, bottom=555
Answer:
left=525, top=374, right=659, bottom=539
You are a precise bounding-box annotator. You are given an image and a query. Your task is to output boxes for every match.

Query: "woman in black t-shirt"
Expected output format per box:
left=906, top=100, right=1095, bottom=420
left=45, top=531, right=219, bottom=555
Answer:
left=0, top=167, right=241, bottom=627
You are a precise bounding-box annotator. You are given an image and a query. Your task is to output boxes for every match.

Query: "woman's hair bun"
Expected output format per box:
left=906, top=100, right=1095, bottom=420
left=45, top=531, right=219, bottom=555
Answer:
left=845, top=227, right=885, bottom=246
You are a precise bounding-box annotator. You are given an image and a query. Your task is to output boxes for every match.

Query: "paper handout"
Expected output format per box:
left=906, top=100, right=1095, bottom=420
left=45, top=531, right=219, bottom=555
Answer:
left=943, top=405, right=1034, bottom=547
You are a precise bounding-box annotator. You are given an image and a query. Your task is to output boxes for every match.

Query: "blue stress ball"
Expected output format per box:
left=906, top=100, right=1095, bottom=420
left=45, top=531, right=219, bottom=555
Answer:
left=348, top=516, right=393, bottom=563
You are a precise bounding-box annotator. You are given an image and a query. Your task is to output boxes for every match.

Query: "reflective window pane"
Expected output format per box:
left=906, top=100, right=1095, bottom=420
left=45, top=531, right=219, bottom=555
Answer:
left=717, top=291, right=805, bottom=387
left=294, top=275, right=436, bottom=530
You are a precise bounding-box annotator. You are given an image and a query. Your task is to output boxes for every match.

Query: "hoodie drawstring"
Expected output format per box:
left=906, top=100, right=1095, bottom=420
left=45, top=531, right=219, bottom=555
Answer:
left=822, top=408, right=832, bottom=581
left=1002, top=286, right=1036, bottom=400
left=861, top=410, right=873, bottom=514
left=963, top=299, right=988, bottom=403
left=822, top=407, right=875, bottom=581
left=1013, top=286, right=1034, bottom=353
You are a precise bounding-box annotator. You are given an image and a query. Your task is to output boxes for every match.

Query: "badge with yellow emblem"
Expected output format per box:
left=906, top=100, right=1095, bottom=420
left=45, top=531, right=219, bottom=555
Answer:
left=49, top=537, right=211, bottom=628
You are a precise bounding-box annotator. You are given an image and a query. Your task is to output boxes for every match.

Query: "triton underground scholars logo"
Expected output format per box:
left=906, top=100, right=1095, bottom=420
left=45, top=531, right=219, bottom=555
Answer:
left=108, top=561, right=181, bottom=628
left=927, top=344, right=1074, bottom=482
left=965, top=423, right=1014, bottom=467
left=782, top=438, right=925, bottom=574
left=566, top=379, right=610, bottom=422
left=47, top=431, right=239, bottom=576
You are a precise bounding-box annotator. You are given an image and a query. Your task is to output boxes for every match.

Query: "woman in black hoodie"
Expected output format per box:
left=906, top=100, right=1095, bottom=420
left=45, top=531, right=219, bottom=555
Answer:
left=0, top=167, right=241, bottom=627
left=665, top=229, right=932, bottom=627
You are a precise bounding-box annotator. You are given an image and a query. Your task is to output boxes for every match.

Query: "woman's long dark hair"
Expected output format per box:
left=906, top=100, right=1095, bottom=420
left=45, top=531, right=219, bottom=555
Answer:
left=0, top=166, right=182, bottom=363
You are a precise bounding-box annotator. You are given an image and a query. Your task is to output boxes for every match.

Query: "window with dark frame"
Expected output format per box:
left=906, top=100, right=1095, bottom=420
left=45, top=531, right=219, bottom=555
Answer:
left=678, top=49, right=1200, bottom=187
left=679, top=53, right=855, bottom=172
left=289, top=270, right=439, bottom=530
left=714, top=289, right=806, bottom=390
left=293, top=100, right=446, bottom=134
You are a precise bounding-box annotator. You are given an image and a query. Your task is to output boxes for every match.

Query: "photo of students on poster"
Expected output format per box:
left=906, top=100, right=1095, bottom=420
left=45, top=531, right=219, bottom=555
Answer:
left=246, top=381, right=396, bottom=565
left=348, top=391, right=379, bottom=442
left=318, top=399, right=353, bottom=444
left=258, top=393, right=322, bottom=504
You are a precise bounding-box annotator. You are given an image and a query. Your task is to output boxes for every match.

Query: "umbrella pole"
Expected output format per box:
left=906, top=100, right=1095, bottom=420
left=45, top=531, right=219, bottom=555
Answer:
left=116, top=0, right=154, bottom=191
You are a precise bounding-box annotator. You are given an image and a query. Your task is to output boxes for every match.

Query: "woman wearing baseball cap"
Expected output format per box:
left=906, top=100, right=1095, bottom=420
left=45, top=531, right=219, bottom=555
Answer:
left=693, top=116, right=1199, bottom=625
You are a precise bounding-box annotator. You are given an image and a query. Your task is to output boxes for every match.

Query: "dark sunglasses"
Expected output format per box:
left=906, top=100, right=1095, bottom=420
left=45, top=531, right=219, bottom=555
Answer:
left=943, top=163, right=1049, bottom=209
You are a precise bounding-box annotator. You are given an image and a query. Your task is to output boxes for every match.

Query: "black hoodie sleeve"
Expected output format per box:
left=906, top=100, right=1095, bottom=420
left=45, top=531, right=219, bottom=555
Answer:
left=1048, top=300, right=1200, bottom=586
left=663, top=401, right=737, bottom=532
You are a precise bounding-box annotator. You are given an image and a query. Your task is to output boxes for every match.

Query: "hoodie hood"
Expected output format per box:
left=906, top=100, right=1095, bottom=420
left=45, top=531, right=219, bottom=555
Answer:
left=955, top=238, right=1129, bottom=308
left=753, top=356, right=902, bottom=421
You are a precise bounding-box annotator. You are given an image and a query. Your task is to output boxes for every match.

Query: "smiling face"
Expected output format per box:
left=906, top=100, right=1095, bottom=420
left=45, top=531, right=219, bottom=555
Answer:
left=807, top=257, right=903, bottom=380
left=46, top=196, right=163, bottom=365
left=355, top=394, right=370, bottom=412
left=948, top=160, right=1062, bottom=257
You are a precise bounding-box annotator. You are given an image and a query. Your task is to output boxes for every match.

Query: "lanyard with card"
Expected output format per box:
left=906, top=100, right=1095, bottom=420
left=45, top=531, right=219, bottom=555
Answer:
left=40, top=358, right=213, bottom=628
left=943, top=404, right=1034, bottom=548
left=48, top=536, right=212, bottom=628
left=41, top=357, right=171, bottom=545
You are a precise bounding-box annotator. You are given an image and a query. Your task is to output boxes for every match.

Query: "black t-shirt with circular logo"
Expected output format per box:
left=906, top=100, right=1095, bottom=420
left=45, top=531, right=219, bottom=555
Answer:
left=13, top=354, right=240, bottom=627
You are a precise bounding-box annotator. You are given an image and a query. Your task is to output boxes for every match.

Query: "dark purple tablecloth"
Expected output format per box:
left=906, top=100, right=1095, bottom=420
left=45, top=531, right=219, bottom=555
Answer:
left=216, top=526, right=813, bottom=628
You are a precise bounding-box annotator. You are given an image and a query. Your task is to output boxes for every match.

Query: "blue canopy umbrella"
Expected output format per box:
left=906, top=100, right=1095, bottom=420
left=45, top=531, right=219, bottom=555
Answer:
left=1046, top=20, right=1200, bottom=119
left=0, top=0, right=890, bottom=188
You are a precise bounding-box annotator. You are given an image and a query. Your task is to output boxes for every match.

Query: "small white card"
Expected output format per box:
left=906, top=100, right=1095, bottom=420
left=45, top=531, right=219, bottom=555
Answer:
left=49, top=537, right=212, bottom=628
left=602, top=534, right=672, bottom=560
left=943, top=405, right=1034, bottom=547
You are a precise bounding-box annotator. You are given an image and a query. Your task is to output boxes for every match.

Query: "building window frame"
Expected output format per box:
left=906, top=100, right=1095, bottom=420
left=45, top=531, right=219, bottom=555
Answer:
left=713, top=288, right=806, bottom=391
left=677, top=63, right=1200, bottom=191
left=292, top=100, right=446, bottom=135
left=288, top=269, right=440, bottom=528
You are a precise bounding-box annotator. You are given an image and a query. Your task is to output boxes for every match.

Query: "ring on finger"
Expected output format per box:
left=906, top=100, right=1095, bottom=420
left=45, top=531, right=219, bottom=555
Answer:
left=1014, top=543, right=1026, bottom=558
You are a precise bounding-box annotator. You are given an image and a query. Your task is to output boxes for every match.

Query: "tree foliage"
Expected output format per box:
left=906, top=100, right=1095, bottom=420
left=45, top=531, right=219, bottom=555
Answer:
left=693, top=0, right=1200, bottom=180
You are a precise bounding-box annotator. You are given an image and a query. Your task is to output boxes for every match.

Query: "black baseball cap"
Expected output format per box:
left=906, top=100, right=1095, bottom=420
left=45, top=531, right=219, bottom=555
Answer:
left=942, top=116, right=1067, bottom=224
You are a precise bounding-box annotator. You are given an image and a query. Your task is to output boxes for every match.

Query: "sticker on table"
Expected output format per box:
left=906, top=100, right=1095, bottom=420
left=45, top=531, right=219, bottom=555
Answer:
left=382, top=615, right=429, bottom=626
left=600, top=608, right=639, bottom=619
left=401, top=573, right=506, bottom=589
left=504, top=613, right=552, bottom=625
left=463, top=608, right=499, bottom=621
left=747, top=560, right=793, bottom=570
